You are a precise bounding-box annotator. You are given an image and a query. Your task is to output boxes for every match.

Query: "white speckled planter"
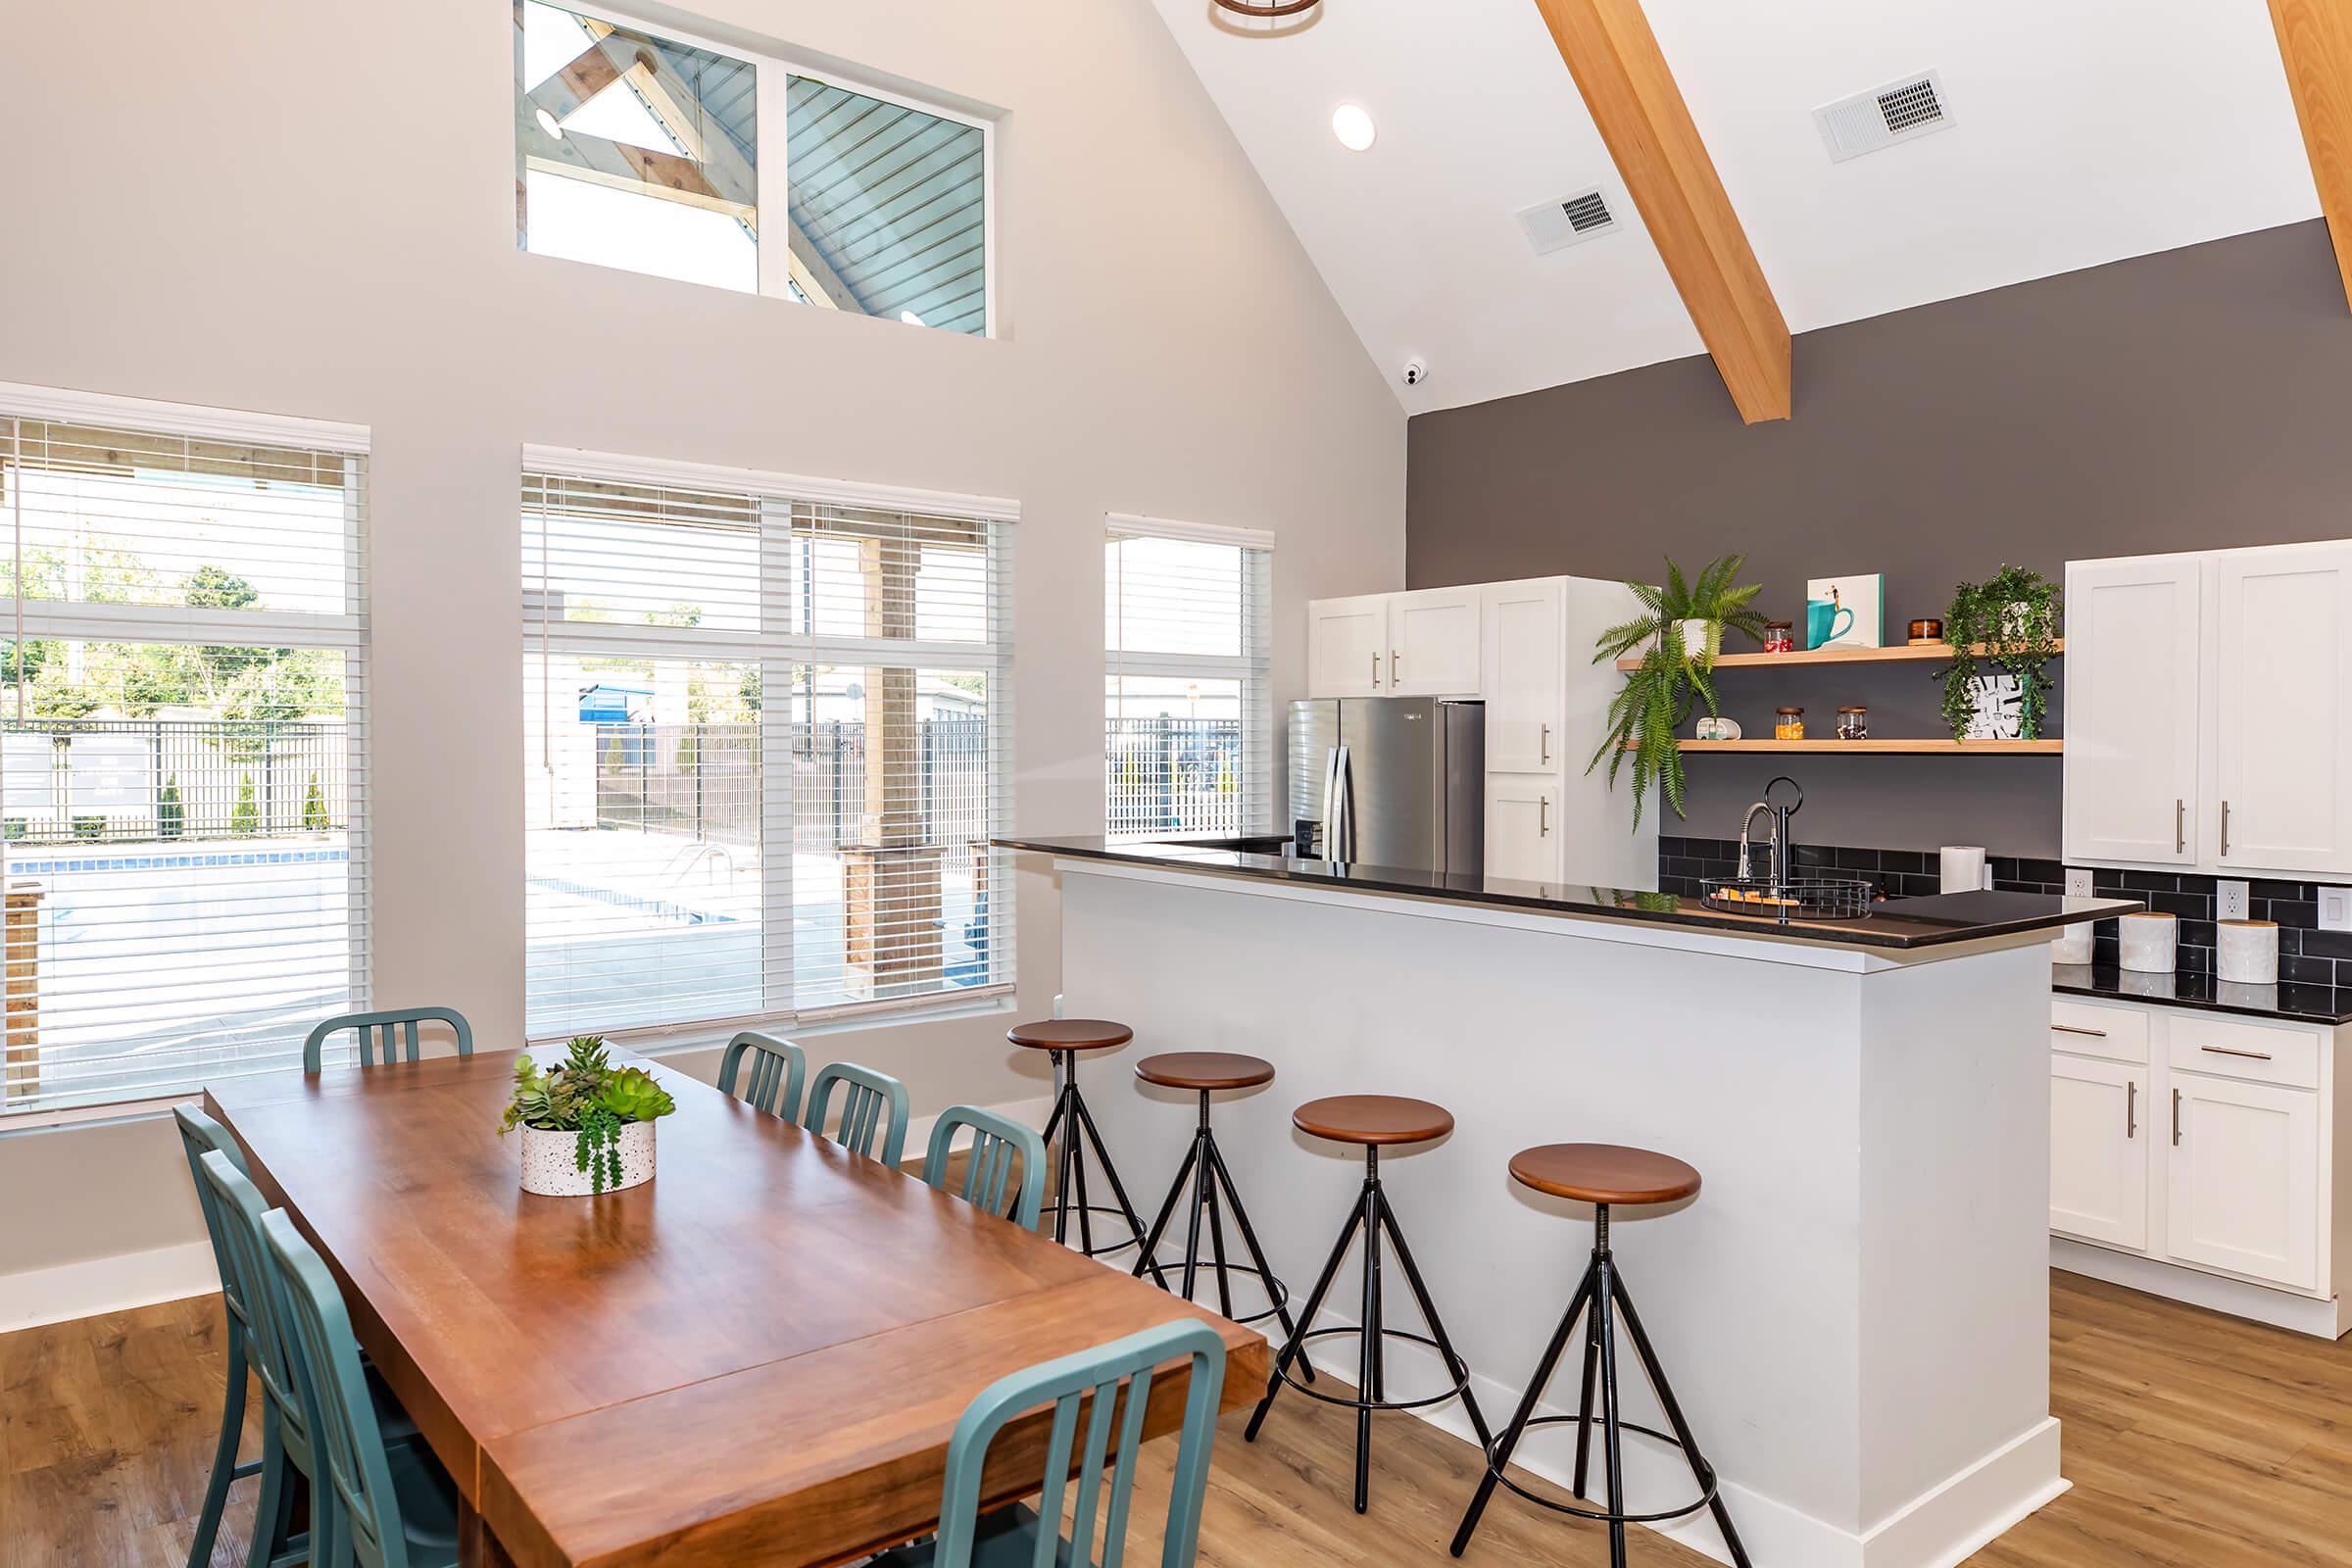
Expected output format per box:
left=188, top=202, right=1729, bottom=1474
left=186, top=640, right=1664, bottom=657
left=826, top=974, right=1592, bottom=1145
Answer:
left=517, top=1121, right=656, bottom=1198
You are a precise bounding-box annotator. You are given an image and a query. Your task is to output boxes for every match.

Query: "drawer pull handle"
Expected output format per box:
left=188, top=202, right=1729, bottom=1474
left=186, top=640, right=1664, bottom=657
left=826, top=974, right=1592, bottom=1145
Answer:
left=2200, top=1044, right=2273, bottom=1061
left=2050, top=1023, right=2109, bottom=1038
left=2126, top=1080, right=2137, bottom=1140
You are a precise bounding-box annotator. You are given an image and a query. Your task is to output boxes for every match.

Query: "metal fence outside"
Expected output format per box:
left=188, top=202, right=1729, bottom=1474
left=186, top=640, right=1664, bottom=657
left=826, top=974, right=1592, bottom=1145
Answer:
left=2, top=718, right=351, bottom=845
left=1104, top=716, right=1246, bottom=838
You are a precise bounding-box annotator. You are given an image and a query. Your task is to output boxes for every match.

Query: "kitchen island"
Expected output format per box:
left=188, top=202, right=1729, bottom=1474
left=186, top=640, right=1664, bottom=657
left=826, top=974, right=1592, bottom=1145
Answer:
left=1000, top=834, right=2136, bottom=1568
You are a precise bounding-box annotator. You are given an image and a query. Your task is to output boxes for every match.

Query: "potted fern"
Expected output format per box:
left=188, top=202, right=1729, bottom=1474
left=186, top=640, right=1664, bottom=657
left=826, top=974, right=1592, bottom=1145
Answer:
left=500, top=1036, right=677, bottom=1197
left=1590, top=554, right=1769, bottom=826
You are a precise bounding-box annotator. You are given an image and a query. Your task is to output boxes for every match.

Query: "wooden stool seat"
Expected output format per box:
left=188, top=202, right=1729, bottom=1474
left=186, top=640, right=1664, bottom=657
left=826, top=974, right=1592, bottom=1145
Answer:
left=1292, top=1095, right=1453, bottom=1148
left=1006, top=1018, right=1134, bottom=1053
left=1134, top=1052, right=1276, bottom=1092
left=1508, top=1143, right=1701, bottom=1206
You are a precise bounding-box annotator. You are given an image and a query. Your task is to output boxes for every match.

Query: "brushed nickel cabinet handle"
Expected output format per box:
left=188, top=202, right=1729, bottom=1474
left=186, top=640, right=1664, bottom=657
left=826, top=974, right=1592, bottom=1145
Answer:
left=1390, top=649, right=1399, bottom=684
left=2051, top=1023, right=2109, bottom=1039
left=2127, top=1080, right=2137, bottom=1140
left=2176, top=799, right=2185, bottom=855
left=2200, top=1044, right=2274, bottom=1061
left=1541, top=723, right=1551, bottom=766
left=1540, top=796, right=1550, bottom=837
left=2172, top=1088, right=2183, bottom=1147
left=2222, top=800, right=2231, bottom=858
left=1370, top=651, right=1380, bottom=688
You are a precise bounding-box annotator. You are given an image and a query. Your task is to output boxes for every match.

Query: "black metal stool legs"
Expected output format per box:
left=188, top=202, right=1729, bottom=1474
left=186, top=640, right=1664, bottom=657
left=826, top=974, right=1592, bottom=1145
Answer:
left=1132, top=1095, right=1314, bottom=1380
left=1245, top=1147, right=1492, bottom=1514
left=1449, top=1205, right=1752, bottom=1565
left=1039, top=1049, right=1168, bottom=1289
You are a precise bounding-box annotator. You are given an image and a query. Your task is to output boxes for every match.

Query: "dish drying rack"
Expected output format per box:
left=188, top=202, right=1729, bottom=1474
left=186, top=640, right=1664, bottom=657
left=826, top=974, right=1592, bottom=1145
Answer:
left=1701, top=877, right=1875, bottom=923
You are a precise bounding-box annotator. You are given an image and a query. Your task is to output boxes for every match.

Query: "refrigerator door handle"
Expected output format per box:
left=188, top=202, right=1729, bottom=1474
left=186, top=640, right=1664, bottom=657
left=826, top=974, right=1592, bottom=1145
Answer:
left=1324, top=744, right=1355, bottom=863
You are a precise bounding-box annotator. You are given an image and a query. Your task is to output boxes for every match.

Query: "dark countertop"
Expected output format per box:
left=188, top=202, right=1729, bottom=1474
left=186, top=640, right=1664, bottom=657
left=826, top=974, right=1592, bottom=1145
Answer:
left=996, top=834, right=2140, bottom=953
left=2052, top=963, right=2352, bottom=1026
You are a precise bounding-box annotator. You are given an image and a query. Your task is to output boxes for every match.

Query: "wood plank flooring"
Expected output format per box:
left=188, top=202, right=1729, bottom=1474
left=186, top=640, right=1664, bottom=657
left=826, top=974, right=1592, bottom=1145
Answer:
left=8, top=1272, right=2351, bottom=1568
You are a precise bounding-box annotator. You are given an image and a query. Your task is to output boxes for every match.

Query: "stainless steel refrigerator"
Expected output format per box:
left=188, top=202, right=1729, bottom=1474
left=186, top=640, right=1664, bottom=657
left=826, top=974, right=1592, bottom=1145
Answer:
left=1288, top=698, right=1484, bottom=874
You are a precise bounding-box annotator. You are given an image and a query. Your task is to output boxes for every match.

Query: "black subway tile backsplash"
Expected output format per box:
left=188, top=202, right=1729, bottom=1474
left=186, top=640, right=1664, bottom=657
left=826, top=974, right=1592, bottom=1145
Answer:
left=1655, top=836, right=2352, bottom=987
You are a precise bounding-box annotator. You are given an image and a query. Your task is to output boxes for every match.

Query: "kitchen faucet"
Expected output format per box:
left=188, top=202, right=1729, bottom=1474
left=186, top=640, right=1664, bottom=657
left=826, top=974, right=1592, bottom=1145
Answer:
left=1737, top=801, right=1777, bottom=882
left=1738, top=778, right=1802, bottom=885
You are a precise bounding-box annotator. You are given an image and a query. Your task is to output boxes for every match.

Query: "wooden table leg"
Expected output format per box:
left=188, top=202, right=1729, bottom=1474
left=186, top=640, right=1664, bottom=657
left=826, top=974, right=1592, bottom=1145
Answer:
left=458, top=1494, right=520, bottom=1568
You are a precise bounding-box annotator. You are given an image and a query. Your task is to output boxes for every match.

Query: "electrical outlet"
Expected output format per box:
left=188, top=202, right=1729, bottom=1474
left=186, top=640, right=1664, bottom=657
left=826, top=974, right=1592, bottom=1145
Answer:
left=2065, top=868, right=2093, bottom=899
left=2218, top=879, right=2251, bottom=921
left=2322, top=888, right=2352, bottom=933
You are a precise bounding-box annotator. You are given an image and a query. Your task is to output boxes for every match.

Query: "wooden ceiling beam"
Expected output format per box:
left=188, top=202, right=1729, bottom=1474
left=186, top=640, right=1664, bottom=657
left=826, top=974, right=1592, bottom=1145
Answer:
left=2267, top=0, right=2352, bottom=312
left=1530, top=0, right=1791, bottom=423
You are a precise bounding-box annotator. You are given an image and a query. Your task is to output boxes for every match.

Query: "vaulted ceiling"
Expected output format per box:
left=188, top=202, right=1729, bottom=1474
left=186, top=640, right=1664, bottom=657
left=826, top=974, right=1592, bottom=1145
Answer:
left=1152, top=0, right=2326, bottom=416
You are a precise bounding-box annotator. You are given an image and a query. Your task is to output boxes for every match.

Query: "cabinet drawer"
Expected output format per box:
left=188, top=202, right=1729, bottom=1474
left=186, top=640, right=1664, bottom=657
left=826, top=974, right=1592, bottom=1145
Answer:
left=2167, top=1015, right=2322, bottom=1090
left=2050, top=1000, right=2149, bottom=1063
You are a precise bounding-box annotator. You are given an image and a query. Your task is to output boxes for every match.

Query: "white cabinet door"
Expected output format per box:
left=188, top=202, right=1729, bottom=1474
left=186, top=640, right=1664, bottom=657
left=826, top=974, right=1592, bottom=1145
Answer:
left=1307, top=595, right=1389, bottom=699
left=2049, top=1054, right=2150, bottom=1251
left=1481, top=578, right=1566, bottom=774
left=2064, top=556, right=2202, bottom=865
left=2214, top=542, right=2352, bottom=875
left=2163, top=1071, right=2321, bottom=1291
left=1487, top=776, right=1558, bottom=885
left=1389, top=588, right=1482, bottom=696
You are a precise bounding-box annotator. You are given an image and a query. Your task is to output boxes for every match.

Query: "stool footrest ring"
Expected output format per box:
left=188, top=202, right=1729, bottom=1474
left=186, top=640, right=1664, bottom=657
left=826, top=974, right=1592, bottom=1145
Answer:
left=1056, top=1201, right=1147, bottom=1258
left=1153, top=1257, right=1292, bottom=1327
left=1273, top=1325, right=1474, bottom=1413
left=1478, top=1414, right=1721, bottom=1526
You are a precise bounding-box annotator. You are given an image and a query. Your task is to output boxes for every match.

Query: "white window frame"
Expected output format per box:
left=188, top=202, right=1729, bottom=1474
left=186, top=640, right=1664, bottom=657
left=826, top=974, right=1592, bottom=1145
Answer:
left=0, top=381, right=371, bottom=1125
left=517, top=0, right=1000, bottom=337
left=1104, top=513, right=1275, bottom=839
left=522, top=444, right=1017, bottom=1047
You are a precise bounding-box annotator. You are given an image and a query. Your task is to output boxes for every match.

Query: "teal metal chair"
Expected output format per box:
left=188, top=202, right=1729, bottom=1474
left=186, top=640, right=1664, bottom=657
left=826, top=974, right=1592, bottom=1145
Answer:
left=923, top=1105, right=1048, bottom=1230
left=802, top=1061, right=911, bottom=1166
left=262, top=1207, right=460, bottom=1568
left=873, top=1319, right=1228, bottom=1568
left=716, top=1029, right=808, bottom=1121
left=173, top=1108, right=267, bottom=1568
left=304, top=1006, right=473, bottom=1072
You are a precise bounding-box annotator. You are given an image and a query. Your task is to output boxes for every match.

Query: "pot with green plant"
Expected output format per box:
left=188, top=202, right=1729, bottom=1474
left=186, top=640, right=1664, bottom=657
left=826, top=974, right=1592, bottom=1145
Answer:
left=1589, top=554, right=1769, bottom=826
left=500, top=1036, right=677, bottom=1196
left=1940, top=565, right=2062, bottom=742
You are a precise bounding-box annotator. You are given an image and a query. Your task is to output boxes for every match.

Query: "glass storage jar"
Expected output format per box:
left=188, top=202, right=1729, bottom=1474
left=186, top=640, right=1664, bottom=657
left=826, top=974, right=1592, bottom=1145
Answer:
left=1762, top=620, right=1794, bottom=654
left=1837, top=705, right=1869, bottom=740
left=1775, top=706, right=1805, bottom=740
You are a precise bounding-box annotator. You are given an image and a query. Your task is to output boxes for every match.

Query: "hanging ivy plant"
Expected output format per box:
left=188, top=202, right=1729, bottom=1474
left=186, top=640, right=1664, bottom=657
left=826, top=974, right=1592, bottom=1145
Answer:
left=1941, top=565, right=2062, bottom=741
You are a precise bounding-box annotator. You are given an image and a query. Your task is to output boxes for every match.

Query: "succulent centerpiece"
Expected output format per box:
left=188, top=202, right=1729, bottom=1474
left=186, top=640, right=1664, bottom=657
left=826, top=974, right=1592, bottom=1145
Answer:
left=499, top=1036, right=677, bottom=1197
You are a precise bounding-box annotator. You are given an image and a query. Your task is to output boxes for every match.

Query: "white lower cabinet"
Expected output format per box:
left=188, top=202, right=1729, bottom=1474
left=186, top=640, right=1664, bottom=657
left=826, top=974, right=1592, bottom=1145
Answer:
left=2050, top=1055, right=2150, bottom=1251
left=2048, top=995, right=2346, bottom=1334
left=2164, top=1071, right=2321, bottom=1291
left=1486, top=775, right=1558, bottom=885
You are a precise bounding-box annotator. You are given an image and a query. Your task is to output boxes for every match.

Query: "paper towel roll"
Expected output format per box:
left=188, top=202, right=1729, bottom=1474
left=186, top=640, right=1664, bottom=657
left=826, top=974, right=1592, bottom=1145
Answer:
left=2217, top=919, right=2279, bottom=985
left=1939, top=846, right=1987, bottom=895
left=2119, top=911, right=2177, bottom=974
left=2050, top=922, right=2093, bottom=965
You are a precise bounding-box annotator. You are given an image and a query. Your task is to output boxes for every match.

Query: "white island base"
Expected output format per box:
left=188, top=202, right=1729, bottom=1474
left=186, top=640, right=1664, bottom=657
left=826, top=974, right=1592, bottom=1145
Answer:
left=1054, top=859, right=2068, bottom=1568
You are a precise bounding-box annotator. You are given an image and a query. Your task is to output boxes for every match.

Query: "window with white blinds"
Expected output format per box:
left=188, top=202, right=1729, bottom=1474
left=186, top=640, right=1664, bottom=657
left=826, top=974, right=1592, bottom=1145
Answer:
left=523, top=453, right=1013, bottom=1041
left=0, top=392, right=368, bottom=1116
left=1104, top=516, right=1272, bottom=840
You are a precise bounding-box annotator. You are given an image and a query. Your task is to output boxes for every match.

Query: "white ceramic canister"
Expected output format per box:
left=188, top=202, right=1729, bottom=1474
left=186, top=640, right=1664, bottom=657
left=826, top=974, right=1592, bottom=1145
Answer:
left=2050, top=921, right=2094, bottom=965
left=518, top=1120, right=657, bottom=1197
left=2217, top=919, right=2280, bottom=985
left=2118, top=911, right=2178, bottom=974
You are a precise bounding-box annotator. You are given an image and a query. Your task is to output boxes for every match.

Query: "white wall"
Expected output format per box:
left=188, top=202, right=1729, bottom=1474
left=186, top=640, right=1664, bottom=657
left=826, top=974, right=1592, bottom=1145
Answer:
left=0, top=0, right=1402, bottom=1306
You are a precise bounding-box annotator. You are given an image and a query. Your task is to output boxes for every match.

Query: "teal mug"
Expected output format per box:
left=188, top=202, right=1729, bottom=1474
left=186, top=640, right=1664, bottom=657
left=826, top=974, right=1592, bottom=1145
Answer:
left=1806, top=597, right=1854, bottom=649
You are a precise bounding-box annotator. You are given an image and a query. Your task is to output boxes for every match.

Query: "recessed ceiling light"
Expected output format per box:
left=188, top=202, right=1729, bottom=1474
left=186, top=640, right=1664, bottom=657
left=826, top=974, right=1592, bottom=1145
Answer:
left=534, top=107, right=564, bottom=140
left=899, top=310, right=925, bottom=326
left=1330, top=104, right=1377, bottom=152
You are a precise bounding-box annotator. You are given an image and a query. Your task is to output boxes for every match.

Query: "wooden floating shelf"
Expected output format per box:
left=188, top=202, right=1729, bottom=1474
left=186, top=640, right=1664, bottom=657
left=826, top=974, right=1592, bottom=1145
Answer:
left=1615, top=639, right=2065, bottom=671
left=1675, top=738, right=2063, bottom=755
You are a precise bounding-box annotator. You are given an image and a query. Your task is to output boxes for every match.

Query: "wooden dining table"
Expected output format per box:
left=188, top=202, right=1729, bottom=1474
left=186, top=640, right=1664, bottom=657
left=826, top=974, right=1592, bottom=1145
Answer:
left=204, top=1047, right=1266, bottom=1568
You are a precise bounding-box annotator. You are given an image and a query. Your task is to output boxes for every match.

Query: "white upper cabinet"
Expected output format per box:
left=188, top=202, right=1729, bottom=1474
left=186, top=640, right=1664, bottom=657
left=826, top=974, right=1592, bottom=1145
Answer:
left=2066, top=538, right=2352, bottom=878
left=1486, top=774, right=1558, bottom=885
left=2065, top=556, right=2202, bottom=865
left=1306, top=594, right=1389, bottom=699
left=1481, top=578, right=1566, bottom=774
left=1387, top=587, right=1483, bottom=696
left=2213, top=543, right=2352, bottom=875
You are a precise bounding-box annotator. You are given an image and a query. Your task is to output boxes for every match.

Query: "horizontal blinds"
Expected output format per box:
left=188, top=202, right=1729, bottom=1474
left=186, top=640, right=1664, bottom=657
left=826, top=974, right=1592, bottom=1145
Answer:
left=522, top=466, right=1012, bottom=1040
left=1104, top=528, right=1272, bottom=840
left=1, top=413, right=369, bottom=1115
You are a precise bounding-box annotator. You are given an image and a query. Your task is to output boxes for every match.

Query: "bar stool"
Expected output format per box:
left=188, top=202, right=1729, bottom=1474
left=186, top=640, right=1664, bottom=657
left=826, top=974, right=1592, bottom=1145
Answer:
left=1449, top=1144, right=1752, bottom=1567
left=1127, top=1053, right=1310, bottom=1372
left=1245, top=1095, right=1492, bottom=1513
left=1008, top=1018, right=1168, bottom=1288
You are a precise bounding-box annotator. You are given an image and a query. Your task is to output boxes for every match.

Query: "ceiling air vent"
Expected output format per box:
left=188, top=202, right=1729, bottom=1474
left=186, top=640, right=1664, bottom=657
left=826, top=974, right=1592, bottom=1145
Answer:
left=1812, top=71, right=1953, bottom=163
left=1517, top=187, right=1617, bottom=255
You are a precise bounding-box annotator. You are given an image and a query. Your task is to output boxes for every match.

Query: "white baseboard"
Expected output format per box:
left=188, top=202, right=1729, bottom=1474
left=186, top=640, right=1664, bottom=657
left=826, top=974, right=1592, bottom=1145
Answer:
left=0, top=1239, right=219, bottom=1333
left=2051, top=1236, right=2349, bottom=1339
left=1285, top=1326, right=2061, bottom=1568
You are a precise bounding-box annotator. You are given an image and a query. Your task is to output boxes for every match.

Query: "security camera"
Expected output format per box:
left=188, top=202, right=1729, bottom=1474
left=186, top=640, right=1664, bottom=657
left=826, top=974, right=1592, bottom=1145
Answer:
left=1401, top=357, right=1429, bottom=387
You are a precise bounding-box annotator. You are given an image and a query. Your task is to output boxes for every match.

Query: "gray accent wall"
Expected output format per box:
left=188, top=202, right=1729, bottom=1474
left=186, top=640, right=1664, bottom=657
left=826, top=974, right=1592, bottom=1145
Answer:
left=1407, top=219, right=2352, bottom=858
